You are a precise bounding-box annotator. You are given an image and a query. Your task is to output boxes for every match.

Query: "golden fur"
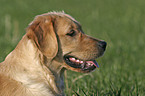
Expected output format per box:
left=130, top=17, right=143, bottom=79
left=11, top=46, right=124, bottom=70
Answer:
left=0, top=12, right=106, bottom=96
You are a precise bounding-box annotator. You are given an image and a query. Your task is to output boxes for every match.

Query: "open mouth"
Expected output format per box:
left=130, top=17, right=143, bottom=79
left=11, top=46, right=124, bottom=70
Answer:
left=64, top=55, right=99, bottom=72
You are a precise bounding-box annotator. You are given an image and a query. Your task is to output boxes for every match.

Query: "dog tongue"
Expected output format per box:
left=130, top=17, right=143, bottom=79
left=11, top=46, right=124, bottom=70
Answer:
left=86, top=60, right=99, bottom=68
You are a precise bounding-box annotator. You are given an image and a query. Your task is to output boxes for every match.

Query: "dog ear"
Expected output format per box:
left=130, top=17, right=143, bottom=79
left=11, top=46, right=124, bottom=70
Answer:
left=26, top=15, right=58, bottom=58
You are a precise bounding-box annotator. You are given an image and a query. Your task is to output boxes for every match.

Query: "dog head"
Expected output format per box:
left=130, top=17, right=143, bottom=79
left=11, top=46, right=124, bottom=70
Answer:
left=26, top=12, right=107, bottom=73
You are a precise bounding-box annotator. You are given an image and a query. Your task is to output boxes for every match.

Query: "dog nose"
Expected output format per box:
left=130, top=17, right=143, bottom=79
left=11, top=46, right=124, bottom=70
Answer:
left=98, top=41, right=107, bottom=50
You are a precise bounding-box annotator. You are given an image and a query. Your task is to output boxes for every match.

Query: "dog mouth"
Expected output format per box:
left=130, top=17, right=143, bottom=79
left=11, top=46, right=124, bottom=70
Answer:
left=64, top=55, right=99, bottom=72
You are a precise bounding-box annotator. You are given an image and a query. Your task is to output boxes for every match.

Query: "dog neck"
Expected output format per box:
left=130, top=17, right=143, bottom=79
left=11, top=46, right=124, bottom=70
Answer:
left=41, top=55, right=66, bottom=95
left=4, top=35, right=65, bottom=95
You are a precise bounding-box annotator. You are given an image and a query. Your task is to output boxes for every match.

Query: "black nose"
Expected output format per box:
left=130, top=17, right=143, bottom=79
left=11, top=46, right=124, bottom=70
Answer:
left=98, top=41, right=107, bottom=50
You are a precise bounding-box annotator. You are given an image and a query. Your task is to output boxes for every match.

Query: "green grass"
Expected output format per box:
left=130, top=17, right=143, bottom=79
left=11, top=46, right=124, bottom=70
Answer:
left=0, top=0, right=145, bottom=95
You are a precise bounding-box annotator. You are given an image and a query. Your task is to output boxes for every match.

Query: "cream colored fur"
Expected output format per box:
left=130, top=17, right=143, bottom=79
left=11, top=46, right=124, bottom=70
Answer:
left=0, top=35, right=64, bottom=96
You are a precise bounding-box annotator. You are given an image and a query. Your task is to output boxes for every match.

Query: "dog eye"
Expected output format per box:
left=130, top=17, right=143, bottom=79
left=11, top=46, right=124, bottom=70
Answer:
left=66, top=30, right=76, bottom=37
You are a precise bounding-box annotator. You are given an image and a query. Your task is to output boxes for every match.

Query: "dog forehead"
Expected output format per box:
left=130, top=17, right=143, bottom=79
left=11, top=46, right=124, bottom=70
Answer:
left=56, top=16, right=81, bottom=29
left=56, top=17, right=73, bottom=27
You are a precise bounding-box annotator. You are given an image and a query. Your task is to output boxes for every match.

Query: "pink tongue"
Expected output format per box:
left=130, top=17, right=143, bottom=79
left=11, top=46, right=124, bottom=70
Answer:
left=86, top=60, right=99, bottom=68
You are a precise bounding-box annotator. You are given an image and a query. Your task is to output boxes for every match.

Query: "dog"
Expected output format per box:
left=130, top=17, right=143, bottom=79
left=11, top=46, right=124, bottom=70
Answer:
left=0, top=12, right=107, bottom=96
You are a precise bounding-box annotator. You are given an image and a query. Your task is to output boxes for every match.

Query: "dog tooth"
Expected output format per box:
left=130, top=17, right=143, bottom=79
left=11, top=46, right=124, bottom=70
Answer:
left=80, top=61, right=83, bottom=63
left=88, top=63, right=91, bottom=65
left=69, top=58, right=76, bottom=62
left=71, top=58, right=76, bottom=60
left=76, top=60, right=80, bottom=62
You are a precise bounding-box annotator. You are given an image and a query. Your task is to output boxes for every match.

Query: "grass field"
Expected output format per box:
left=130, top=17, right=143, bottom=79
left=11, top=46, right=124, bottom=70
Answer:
left=0, top=0, right=145, bottom=95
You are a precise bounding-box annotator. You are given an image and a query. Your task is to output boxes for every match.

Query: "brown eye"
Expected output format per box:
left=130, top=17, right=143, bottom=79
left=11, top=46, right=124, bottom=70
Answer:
left=66, top=30, right=76, bottom=37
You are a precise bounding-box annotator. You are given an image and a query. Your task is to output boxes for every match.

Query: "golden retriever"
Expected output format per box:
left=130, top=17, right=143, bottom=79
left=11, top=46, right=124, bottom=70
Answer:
left=0, top=12, right=107, bottom=96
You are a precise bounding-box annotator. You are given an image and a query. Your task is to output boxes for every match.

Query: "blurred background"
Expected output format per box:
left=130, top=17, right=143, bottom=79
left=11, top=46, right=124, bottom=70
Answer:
left=0, top=0, right=145, bottom=95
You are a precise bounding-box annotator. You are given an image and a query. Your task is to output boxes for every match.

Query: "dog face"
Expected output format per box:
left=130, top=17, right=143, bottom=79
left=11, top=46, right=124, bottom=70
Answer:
left=27, top=12, right=107, bottom=73
left=55, top=15, right=107, bottom=73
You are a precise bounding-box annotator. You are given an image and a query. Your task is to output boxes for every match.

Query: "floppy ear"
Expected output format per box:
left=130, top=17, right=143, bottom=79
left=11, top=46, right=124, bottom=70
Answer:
left=26, top=15, right=58, bottom=58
